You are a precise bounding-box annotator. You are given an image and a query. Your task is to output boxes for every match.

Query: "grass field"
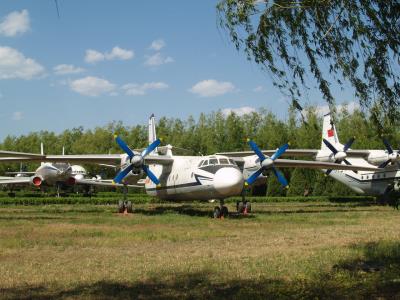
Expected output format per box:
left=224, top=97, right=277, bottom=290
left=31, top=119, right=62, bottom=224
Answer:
left=1, top=200, right=400, bottom=299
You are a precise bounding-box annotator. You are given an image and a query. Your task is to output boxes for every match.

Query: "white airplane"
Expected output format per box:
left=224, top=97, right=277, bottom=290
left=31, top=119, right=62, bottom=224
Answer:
left=219, top=113, right=400, bottom=205
left=0, top=144, right=132, bottom=196
left=0, top=115, right=379, bottom=217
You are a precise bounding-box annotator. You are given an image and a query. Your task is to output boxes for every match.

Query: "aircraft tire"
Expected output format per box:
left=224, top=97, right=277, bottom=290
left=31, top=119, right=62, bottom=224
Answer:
left=221, top=206, right=229, bottom=217
left=213, top=206, right=221, bottom=218
left=118, top=200, right=124, bottom=213
left=126, top=201, right=133, bottom=213
left=236, top=201, right=244, bottom=213
left=245, top=202, right=251, bottom=213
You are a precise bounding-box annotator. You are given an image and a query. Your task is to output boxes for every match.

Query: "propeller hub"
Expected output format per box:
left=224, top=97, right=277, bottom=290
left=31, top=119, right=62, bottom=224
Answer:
left=131, top=155, right=143, bottom=167
left=389, top=152, right=398, bottom=163
left=261, top=157, right=274, bottom=169
left=334, top=151, right=347, bottom=161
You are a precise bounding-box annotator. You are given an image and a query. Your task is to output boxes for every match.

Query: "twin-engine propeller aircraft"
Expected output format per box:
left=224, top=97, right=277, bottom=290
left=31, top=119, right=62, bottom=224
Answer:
left=0, top=115, right=379, bottom=217
left=219, top=112, right=400, bottom=206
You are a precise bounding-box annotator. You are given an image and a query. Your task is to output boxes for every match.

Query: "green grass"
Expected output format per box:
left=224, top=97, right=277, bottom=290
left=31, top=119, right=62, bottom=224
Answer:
left=0, top=201, right=400, bottom=299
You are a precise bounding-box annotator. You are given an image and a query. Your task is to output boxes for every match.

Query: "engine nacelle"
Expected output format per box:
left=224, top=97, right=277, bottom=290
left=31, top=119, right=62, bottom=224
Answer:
left=393, top=181, right=400, bottom=192
left=66, top=177, right=76, bottom=186
left=31, top=176, right=43, bottom=187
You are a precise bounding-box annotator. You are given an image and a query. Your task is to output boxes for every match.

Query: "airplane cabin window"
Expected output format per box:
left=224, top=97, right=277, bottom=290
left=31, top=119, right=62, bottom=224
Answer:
left=209, top=158, right=218, bottom=165
left=219, top=158, right=229, bottom=165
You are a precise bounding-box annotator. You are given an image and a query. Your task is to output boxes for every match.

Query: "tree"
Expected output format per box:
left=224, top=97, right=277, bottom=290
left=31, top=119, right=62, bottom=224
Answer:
left=217, top=0, right=400, bottom=125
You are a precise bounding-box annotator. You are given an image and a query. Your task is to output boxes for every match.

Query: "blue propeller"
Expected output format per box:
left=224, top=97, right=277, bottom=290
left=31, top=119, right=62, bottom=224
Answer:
left=245, top=140, right=289, bottom=188
left=113, top=135, right=161, bottom=185
left=323, top=137, right=355, bottom=175
left=378, top=138, right=399, bottom=168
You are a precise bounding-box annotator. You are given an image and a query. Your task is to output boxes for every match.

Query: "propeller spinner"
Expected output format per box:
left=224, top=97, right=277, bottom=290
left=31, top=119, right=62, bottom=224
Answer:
left=323, top=137, right=355, bottom=175
left=379, top=138, right=399, bottom=168
left=113, top=135, right=161, bottom=185
left=245, top=140, right=289, bottom=188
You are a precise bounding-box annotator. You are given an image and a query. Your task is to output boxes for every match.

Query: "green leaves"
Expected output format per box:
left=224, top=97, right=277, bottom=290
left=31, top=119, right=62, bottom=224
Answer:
left=217, top=0, right=400, bottom=124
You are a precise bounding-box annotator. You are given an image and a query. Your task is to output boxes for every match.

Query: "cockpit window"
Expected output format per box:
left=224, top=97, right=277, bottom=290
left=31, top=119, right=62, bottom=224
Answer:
left=202, top=160, right=209, bottom=166
left=228, top=159, right=236, bottom=165
left=209, top=158, right=218, bottom=165
left=219, top=158, right=229, bottom=165
left=198, top=160, right=204, bottom=167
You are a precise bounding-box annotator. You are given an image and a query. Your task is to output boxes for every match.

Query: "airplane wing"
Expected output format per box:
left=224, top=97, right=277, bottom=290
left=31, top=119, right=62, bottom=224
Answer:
left=75, top=178, right=144, bottom=188
left=217, top=149, right=319, bottom=157
left=273, top=159, right=378, bottom=171
left=0, top=176, right=31, bottom=185
left=217, top=149, right=371, bottom=158
left=0, top=154, right=174, bottom=166
left=0, top=150, right=45, bottom=158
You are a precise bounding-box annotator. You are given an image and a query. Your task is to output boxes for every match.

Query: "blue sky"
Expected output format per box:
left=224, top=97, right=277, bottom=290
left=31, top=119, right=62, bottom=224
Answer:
left=0, top=1, right=356, bottom=140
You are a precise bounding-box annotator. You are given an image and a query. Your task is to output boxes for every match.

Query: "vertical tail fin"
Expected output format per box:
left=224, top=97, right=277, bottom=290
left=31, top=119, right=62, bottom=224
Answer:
left=40, top=142, right=45, bottom=166
left=321, top=113, right=343, bottom=150
left=148, top=114, right=158, bottom=155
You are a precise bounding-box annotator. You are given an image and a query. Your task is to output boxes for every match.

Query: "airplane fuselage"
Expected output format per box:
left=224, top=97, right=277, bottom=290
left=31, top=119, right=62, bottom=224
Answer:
left=143, top=155, right=244, bottom=201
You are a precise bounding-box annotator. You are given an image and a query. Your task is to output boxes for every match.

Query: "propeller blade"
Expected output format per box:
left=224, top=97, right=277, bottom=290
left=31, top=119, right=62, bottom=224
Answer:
left=271, top=166, right=288, bottom=187
left=383, top=138, right=393, bottom=154
left=141, top=139, right=161, bottom=157
left=379, top=160, right=390, bottom=169
left=325, top=169, right=333, bottom=175
left=271, top=143, right=289, bottom=161
left=343, top=159, right=352, bottom=166
left=142, top=165, right=160, bottom=185
left=113, top=164, right=134, bottom=184
left=248, top=140, right=266, bottom=162
left=245, top=168, right=264, bottom=185
left=343, top=137, right=355, bottom=152
left=323, top=139, right=338, bottom=154
left=115, top=135, right=135, bottom=158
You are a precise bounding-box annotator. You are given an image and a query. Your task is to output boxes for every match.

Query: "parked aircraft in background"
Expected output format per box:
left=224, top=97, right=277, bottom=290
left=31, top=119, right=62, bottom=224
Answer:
left=0, top=115, right=379, bottom=217
left=0, top=144, right=134, bottom=196
left=220, top=113, right=400, bottom=206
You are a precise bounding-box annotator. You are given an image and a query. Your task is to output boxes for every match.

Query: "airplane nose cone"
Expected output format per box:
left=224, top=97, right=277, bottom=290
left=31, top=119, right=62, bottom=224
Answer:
left=213, top=167, right=244, bottom=197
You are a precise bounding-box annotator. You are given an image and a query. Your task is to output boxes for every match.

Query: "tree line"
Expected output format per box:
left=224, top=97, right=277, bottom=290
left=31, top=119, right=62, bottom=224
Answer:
left=1, top=105, right=399, bottom=197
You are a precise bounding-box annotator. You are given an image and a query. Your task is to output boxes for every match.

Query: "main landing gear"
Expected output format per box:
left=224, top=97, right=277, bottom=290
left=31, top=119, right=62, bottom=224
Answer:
left=236, top=191, right=251, bottom=215
left=117, top=185, right=133, bottom=214
left=236, top=200, right=251, bottom=214
left=213, top=199, right=229, bottom=219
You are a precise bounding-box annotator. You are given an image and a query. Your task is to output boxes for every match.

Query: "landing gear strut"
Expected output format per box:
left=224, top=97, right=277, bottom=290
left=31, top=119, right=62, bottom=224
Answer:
left=236, top=190, right=251, bottom=215
left=118, top=185, right=133, bottom=214
left=213, top=199, right=229, bottom=218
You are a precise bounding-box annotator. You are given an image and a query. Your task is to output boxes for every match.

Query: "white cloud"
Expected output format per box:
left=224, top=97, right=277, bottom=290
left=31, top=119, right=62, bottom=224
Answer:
left=144, top=52, right=174, bottom=66
left=314, top=101, right=360, bottom=116
left=122, top=82, right=169, bottom=96
left=149, top=39, right=166, bottom=51
left=105, top=46, right=134, bottom=60
left=253, top=85, right=263, bottom=92
left=85, top=46, right=134, bottom=64
left=222, top=106, right=256, bottom=117
left=53, top=64, right=85, bottom=75
left=84, top=49, right=104, bottom=63
left=0, top=46, right=45, bottom=80
left=189, top=79, right=235, bottom=97
left=70, top=76, right=116, bottom=97
left=12, top=111, right=23, bottom=121
left=0, top=10, right=30, bottom=37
